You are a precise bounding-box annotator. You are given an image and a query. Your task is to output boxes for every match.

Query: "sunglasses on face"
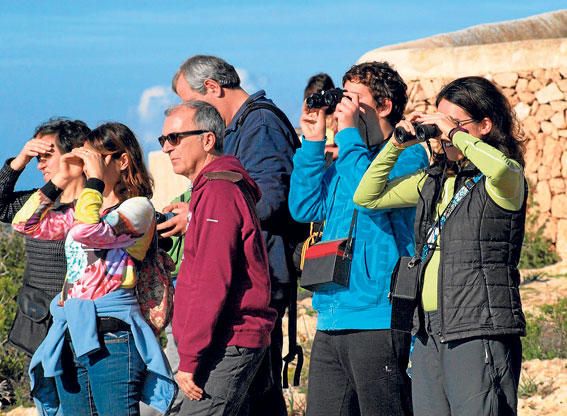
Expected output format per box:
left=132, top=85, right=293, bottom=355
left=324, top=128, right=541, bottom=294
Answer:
left=158, top=130, right=210, bottom=148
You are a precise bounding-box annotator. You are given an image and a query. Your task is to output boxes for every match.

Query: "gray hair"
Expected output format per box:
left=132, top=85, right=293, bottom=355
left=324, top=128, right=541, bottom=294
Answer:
left=165, top=100, right=225, bottom=152
left=172, top=55, right=241, bottom=94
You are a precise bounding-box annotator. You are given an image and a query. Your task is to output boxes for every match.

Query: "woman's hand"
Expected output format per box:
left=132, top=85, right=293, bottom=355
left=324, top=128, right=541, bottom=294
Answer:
left=334, top=91, right=359, bottom=132
left=390, top=112, right=423, bottom=149
left=50, top=153, right=84, bottom=190
left=10, top=138, right=54, bottom=171
left=300, top=101, right=326, bottom=142
left=415, top=112, right=458, bottom=140
left=71, top=147, right=105, bottom=180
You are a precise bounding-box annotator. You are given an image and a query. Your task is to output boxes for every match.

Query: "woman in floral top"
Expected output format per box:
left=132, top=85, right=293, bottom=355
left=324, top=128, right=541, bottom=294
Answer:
left=13, top=123, right=176, bottom=416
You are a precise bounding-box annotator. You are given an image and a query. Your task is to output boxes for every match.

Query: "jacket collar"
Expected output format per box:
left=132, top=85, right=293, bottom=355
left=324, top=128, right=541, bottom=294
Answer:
left=225, top=90, right=266, bottom=135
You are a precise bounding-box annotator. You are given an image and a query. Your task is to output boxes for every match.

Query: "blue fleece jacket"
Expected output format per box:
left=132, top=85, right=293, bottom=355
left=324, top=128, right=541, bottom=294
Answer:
left=30, top=289, right=177, bottom=416
left=289, top=128, right=428, bottom=330
left=224, top=90, right=297, bottom=291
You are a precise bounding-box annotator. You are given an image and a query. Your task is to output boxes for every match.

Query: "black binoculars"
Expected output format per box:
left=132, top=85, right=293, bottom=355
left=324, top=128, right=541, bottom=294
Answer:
left=394, top=123, right=441, bottom=144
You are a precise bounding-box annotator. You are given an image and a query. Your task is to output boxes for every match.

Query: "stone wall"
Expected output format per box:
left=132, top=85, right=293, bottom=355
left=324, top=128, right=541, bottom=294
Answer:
left=400, top=68, right=567, bottom=259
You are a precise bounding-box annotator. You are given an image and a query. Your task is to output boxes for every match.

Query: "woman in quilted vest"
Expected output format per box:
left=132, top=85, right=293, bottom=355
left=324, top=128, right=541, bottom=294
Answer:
left=13, top=122, right=176, bottom=416
left=354, top=76, right=527, bottom=416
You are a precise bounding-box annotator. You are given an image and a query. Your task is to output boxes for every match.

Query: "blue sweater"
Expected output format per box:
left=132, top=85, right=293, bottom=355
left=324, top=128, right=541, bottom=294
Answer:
left=30, top=289, right=177, bottom=415
left=289, top=128, right=428, bottom=330
left=224, top=90, right=298, bottom=290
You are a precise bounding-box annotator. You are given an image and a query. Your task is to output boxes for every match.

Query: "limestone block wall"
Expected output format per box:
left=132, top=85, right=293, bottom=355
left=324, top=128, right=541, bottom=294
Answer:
left=402, top=68, right=567, bottom=259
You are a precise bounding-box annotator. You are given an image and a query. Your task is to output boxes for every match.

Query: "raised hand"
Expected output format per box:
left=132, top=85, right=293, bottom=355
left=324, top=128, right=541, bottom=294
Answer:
left=10, top=137, right=55, bottom=171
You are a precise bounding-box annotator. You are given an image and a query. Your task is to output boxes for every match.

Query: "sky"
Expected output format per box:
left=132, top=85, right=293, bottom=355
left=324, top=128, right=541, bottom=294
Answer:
left=0, top=1, right=564, bottom=190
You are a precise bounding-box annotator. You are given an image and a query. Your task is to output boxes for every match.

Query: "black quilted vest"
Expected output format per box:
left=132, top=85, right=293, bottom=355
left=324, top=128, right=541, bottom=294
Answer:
left=415, top=165, right=527, bottom=342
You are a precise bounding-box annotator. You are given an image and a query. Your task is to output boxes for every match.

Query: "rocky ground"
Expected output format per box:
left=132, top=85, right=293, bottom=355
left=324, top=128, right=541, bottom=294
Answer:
left=3, top=263, right=566, bottom=416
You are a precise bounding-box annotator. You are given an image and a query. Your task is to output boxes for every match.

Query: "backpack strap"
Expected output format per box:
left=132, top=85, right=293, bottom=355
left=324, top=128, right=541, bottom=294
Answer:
left=234, top=102, right=302, bottom=149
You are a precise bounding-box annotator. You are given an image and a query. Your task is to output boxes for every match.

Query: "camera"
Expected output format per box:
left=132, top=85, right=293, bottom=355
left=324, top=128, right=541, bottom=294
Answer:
left=306, top=88, right=346, bottom=112
left=394, top=123, right=441, bottom=145
left=155, top=212, right=175, bottom=252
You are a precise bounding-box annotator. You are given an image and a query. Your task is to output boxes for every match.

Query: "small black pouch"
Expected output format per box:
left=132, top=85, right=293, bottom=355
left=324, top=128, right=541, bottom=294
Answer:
left=8, top=284, right=53, bottom=356
left=389, top=256, right=420, bottom=333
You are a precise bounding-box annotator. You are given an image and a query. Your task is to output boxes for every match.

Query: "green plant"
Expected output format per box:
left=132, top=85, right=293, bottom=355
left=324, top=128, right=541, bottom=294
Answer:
left=519, top=193, right=560, bottom=269
left=0, top=226, right=31, bottom=408
left=523, top=298, right=567, bottom=361
left=518, top=374, right=538, bottom=399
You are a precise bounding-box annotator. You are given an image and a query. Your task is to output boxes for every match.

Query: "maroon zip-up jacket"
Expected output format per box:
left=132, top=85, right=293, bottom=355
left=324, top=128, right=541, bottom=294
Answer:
left=173, top=156, right=277, bottom=373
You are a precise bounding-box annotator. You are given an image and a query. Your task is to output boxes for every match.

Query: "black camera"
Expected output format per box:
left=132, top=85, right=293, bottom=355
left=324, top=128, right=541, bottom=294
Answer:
left=155, top=212, right=175, bottom=252
left=306, top=88, right=346, bottom=112
left=394, top=124, right=441, bottom=145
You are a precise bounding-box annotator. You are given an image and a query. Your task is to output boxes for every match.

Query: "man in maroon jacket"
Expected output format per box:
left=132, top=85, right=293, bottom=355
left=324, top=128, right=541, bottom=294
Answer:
left=160, top=100, right=277, bottom=415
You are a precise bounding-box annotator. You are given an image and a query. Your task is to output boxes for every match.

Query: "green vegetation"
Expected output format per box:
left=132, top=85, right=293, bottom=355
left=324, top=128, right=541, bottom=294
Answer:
left=0, top=226, right=31, bottom=408
left=523, top=298, right=567, bottom=361
left=519, top=193, right=560, bottom=270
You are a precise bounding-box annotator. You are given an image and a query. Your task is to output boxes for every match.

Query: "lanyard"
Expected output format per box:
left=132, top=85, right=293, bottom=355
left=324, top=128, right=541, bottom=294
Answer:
left=420, top=173, right=484, bottom=261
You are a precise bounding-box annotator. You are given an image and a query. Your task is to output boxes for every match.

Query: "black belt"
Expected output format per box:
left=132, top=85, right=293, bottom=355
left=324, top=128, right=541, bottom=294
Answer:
left=96, top=317, right=130, bottom=333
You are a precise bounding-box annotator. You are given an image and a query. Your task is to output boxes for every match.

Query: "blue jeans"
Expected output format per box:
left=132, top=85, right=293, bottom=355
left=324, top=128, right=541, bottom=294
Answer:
left=55, top=330, right=146, bottom=416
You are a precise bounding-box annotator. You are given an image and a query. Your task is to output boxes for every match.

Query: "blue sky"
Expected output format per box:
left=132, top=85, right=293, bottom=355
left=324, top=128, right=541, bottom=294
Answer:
left=1, top=1, right=564, bottom=189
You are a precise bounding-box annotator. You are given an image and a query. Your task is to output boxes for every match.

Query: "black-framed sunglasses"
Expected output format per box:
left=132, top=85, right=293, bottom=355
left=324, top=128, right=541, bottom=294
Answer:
left=158, top=130, right=210, bottom=148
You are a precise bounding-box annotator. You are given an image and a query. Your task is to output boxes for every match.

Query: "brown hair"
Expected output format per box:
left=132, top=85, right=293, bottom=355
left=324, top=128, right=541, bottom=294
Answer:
left=86, top=122, right=154, bottom=199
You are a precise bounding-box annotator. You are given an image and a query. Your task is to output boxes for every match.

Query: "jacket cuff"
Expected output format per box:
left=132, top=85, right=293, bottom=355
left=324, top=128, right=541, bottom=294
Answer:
left=40, top=180, right=63, bottom=201
left=85, top=178, right=105, bottom=193
left=177, top=353, right=199, bottom=373
left=299, top=137, right=326, bottom=156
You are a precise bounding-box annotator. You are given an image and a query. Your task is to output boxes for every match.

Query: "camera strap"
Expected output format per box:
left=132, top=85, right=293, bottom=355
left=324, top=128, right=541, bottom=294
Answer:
left=419, top=172, right=483, bottom=262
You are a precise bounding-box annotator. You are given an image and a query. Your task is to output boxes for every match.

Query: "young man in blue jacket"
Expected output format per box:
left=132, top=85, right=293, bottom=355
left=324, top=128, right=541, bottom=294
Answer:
left=289, top=62, right=429, bottom=416
left=172, top=55, right=298, bottom=416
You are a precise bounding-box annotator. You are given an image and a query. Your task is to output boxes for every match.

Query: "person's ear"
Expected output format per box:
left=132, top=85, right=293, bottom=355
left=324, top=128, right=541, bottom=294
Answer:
left=203, top=79, right=222, bottom=98
left=478, top=117, right=493, bottom=136
left=376, top=98, right=393, bottom=119
left=118, top=153, right=129, bottom=171
left=201, top=132, right=217, bottom=152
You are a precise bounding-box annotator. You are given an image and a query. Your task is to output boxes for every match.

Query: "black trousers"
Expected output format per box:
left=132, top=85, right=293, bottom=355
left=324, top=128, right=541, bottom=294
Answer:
left=412, top=312, right=522, bottom=416
left=306, top=329, right=413, bottom=416
left=248, top=296, right=288, bottom=416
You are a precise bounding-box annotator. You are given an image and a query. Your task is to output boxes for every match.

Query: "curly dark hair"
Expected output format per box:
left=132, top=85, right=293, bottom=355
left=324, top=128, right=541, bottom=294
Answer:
left=436, top=76, right=525, bottom=167
left=34, top=117, right=91, bottom=153
left=342, top=62, right=407, bottom=126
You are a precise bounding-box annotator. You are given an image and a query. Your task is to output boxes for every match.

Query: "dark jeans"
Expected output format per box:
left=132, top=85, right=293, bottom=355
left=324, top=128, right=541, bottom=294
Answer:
left=180, top=345, right=267, bottom=416
left=55, top=330, right=146, bottom=416
left=412, top=312, right=522, bottom=416
left=248, top=295, right=288, bottom=416
left=306, top=329, right=413, bottom=416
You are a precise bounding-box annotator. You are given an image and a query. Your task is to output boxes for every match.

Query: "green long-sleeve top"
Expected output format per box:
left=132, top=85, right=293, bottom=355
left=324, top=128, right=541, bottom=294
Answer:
left=353, top=132, right=525, bottom=311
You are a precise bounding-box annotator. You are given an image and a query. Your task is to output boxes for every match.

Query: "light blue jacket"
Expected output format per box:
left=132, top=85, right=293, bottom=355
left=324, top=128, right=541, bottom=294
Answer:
left=289, top=128, right=428, bottom=330
left=30, top=289, right=177, bottom=416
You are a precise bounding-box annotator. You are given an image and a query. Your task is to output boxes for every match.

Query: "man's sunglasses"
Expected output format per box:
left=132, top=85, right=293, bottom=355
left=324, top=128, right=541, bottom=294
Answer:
left=158, top=130, right=210, bottom=148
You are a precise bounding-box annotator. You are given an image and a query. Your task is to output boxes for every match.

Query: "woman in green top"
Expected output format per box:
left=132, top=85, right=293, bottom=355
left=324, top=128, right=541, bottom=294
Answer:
left=354, top=76, right=527, bottom=416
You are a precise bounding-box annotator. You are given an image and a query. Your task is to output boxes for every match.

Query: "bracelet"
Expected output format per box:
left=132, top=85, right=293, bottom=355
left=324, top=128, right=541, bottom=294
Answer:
left=448, top=126, right=468, bottom=141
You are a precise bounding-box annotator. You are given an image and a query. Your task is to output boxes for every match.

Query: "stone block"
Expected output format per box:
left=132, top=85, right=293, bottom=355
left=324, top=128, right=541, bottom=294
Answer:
left=550, top=111, right=566, bottom=129
left=533, top=68, right=547, bottom=84
left=517, top=91, right=536, bottom=105
left=538, top=165, right=552, bottom=180
left=556, top=220, right=567, bottom=260
left=535, top=83, right=564, bottom=104
left=545, top=69, right=562, bottom=84
left=528, top=78, right=543, bottom=93
left=493, top=72, right=518, bottom=88
left=562, top=150, right=567, bottom=178
left=534, top=180, right=551, bottom=212
left=540, top=122, right=557, bottom=136
left=514, top=102, right=531, bottom=121
left=549, top=178, right=566, bottom=195
left=551, top=194, right=567, bottom=218
left=523, top=116, right=540, bottom=136
left=559, top=129, right=567, bottom=138
left=535, top=104, right=554, bottom=121
left=530, top=101, right=540, bottom=116
left=557, top=79, right=567, bottom=93
left=524, top=140, right=538, bottom=173
left=543, top=218, right=557, bottom=243
left=516, top=78, right=529, bottom=92
left=536, top=132, right=546, bottom=151
left=550, top=100, right=567, bottom=112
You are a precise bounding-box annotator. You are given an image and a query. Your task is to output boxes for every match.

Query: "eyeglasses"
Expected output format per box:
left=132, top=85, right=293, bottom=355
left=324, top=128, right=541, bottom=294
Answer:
left=450, top=117, right=476, bottom=127
left=158, top=130, right=210, bottom=148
